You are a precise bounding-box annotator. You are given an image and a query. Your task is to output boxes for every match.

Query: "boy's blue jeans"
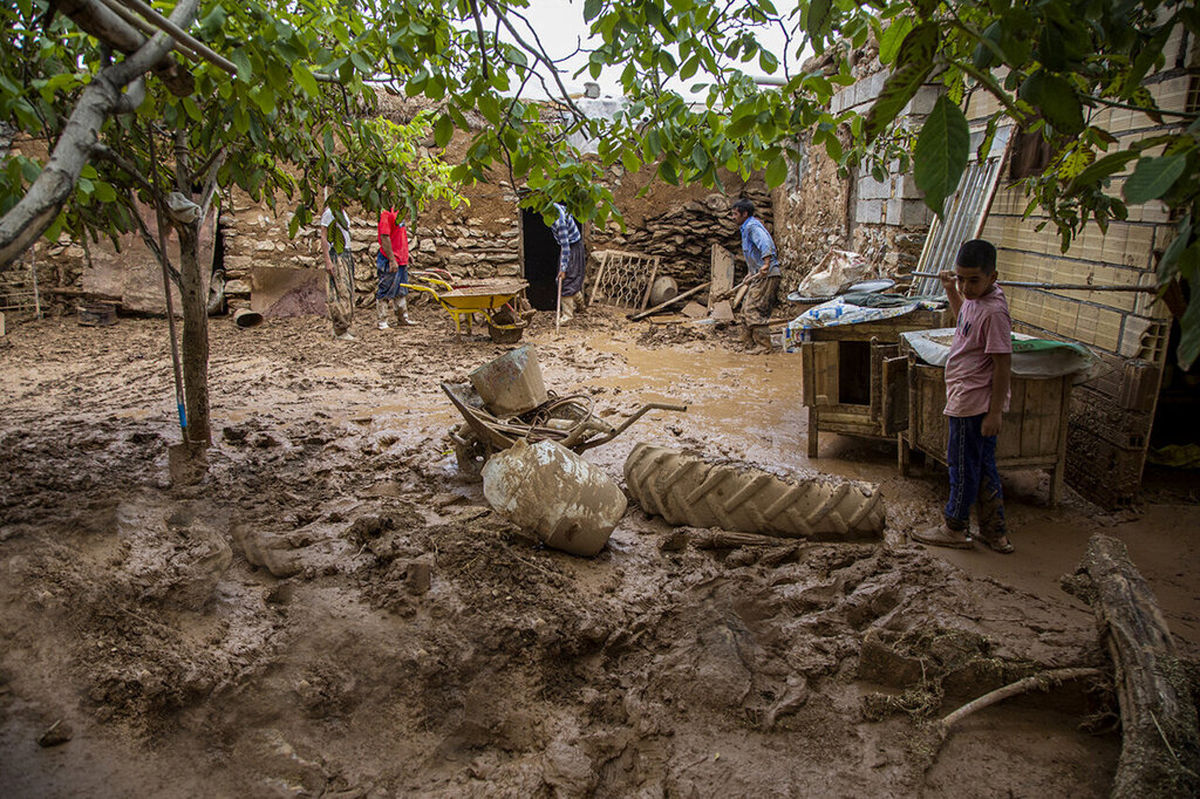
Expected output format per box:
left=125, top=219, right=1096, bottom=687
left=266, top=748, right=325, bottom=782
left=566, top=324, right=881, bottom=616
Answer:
left=945, top=413, right=1008, bottom=538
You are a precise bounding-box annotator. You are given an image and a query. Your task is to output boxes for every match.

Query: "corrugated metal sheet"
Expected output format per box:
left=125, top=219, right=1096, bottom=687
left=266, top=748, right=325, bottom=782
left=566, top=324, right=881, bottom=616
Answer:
left=909, top=125, right=1013, bottom=297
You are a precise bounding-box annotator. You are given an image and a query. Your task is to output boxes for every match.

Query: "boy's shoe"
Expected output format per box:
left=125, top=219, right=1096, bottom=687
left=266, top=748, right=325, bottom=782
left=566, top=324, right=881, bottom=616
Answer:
left=909, top=525, right=974, bottom=549
left=977, top=531, right=1015, bottom=554
left=377, top=320, right=390, bottom=330
left=336, top=331, right=357, bottom=341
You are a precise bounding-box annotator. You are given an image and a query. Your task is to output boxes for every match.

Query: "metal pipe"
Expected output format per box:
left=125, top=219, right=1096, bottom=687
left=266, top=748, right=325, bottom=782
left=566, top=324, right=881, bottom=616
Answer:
left=909, top=271, right=1157, bottom=293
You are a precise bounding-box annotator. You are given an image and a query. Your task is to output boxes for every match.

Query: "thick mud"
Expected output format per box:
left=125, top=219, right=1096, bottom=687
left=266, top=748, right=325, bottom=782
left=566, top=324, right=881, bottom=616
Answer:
left=1, top=305, right=1196, bottom=797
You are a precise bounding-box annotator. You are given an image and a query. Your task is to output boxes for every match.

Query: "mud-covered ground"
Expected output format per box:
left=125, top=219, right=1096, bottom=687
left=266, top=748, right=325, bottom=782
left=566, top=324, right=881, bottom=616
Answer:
left=1, top=303, right=1197, bottom=798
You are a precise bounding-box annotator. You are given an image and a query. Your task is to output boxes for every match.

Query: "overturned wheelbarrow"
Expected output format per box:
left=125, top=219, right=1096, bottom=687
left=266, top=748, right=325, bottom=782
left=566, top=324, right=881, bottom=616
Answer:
left=443, top=381, right=687, bottom=479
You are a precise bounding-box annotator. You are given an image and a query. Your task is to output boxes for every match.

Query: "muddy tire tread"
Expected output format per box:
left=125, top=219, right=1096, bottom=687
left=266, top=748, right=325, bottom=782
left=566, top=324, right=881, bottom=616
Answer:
left=624, top=444, right=884, bottom=540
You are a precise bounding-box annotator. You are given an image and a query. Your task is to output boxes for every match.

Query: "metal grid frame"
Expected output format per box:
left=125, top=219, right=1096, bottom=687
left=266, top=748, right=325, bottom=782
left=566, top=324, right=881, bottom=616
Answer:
left=0, top=252, right=42, bottom=317
left=588, top=249, right=660, bottom=310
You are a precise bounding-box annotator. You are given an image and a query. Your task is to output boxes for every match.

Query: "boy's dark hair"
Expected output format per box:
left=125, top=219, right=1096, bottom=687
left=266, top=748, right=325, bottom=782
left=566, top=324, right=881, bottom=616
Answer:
left=732, top=198, right=756, bottom=217
left=955, top=239, right=997, bottom=274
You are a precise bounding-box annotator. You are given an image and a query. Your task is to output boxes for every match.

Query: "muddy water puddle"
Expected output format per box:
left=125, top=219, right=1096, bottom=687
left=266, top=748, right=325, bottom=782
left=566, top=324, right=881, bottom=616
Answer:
left=584, top=336, right=887, bottom=482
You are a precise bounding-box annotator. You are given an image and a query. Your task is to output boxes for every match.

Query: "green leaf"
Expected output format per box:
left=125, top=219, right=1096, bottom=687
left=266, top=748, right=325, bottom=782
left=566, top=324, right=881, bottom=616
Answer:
left=182, top=96, right=202, bottom=122
left=478, top=94, right=500, bottom=124
left=727, top=111, right=756, bottom=138
left=291, top=62, right=319, bottom=97
left=878, top=16, right=913, bottom=65
left=1124, top=154, right=1187, bottom=205
left=1157, top=216, right=1192, bottom=281
left=1067, top=150, right=1139, bottom=191
left=765, top=154, right=788, bottom=188
left=659, top=159, right=678, bottom=185
left=805, top=0, right=832, bottom=40
left=865, top=23, right=938, bottom=141
left=231, top=50, right=253, bottom=82
left=1017, top=70, right=1083, bottom=135
left=913, top=95, right=969, bottom=217
left=434, top=114, right=454, bottom=148
left=93, top=181, right=117, bottom=203
left=583, top=0, right=603, bottom=22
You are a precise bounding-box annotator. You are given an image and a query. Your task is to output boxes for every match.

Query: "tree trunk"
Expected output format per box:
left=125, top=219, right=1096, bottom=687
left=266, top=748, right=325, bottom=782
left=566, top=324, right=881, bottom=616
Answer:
left=1065, top=534, right=1200, bottom=798
left=176, top=221, right=211, bottom=447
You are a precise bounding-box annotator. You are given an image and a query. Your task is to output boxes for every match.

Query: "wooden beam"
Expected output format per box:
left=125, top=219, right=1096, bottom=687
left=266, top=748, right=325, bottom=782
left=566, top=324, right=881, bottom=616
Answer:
left=629, top=281, right=711, bottom=321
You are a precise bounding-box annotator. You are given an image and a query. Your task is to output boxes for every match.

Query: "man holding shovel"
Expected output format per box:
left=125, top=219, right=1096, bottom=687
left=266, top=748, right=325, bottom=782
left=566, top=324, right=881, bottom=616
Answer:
left=552, top=203, right=586, bottom=325
left=732, top=198, right=780, bottom=345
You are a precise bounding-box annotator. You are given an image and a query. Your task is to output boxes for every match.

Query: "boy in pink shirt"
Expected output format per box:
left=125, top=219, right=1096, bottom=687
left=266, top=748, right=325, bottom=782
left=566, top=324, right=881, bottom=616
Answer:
left=911, top=240, right=1015, bottom=553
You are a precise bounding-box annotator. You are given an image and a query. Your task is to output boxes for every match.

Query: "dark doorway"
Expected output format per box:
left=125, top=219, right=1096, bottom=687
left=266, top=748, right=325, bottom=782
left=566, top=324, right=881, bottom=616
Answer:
left=522, top=208, right=560, bottom=310
left=837, top=341, right=872, bottom=405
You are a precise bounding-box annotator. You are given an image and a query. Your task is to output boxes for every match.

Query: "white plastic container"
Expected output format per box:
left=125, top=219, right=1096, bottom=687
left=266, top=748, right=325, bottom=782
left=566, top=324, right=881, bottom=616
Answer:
left=469, top=345, right=547, bottom=417
left=481, top=439, right=627, bottom=557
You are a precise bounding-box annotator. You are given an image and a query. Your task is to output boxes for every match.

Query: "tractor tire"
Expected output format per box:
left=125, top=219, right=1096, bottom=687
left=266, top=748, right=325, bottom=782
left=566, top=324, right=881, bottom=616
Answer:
left=623, top=443, right=885, bottom=540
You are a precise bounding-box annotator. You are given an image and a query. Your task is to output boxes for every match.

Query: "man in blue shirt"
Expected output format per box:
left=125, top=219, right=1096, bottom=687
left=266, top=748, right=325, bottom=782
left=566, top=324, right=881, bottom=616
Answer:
left=552, top=203, right=586, bottom=323
left=733, top=198, right=781, bottom=345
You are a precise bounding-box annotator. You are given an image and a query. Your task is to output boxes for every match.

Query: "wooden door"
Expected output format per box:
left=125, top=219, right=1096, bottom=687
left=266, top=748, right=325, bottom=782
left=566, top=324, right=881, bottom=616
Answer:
left=801, top=341, right=838, bottom=407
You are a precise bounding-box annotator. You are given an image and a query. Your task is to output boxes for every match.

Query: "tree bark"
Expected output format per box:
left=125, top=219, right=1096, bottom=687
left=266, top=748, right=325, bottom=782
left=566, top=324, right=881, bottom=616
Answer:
left=175, top=220, right=211, bottom=447
left=0, top=0, right=200, bottom=268
left=56, top=0, right=194, bottom=96
left=1065, top=534, right=1200, bottom=798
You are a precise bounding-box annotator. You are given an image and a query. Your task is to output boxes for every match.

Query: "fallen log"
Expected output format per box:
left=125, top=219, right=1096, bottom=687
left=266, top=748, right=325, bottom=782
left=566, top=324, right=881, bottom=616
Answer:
left=1063, top=534, right=1200, bottom=798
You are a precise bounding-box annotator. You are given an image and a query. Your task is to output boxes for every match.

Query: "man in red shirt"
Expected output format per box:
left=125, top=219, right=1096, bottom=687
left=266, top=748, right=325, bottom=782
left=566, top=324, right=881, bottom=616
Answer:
left=911, top=239, right=1014, bottom=553
left=376, top=209, right=416, bottom=328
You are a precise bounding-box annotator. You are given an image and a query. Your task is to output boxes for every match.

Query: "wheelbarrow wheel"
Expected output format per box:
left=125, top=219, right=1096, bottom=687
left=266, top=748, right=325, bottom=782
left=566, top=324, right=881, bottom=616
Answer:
left=488, top=321, right=524, bottom=344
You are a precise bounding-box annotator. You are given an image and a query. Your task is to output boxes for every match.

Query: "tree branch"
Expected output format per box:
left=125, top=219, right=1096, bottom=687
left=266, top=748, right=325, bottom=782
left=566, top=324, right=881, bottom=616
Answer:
left=55, top=0, right=194, bottom=96
left=467, top=0, right=490, bottom=81
left=0, top=0, right=202, bottom=268
left=479, top=0, right=586, bottom=121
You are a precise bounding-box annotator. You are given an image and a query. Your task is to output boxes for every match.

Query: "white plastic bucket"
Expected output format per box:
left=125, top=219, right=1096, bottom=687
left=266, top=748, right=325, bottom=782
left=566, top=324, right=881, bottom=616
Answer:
left=469, top=345, right=548, bottom=417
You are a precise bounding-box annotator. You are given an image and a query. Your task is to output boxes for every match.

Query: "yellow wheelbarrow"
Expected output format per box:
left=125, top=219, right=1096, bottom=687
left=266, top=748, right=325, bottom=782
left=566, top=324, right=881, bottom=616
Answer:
left=400, top=276, right=532, bottom=342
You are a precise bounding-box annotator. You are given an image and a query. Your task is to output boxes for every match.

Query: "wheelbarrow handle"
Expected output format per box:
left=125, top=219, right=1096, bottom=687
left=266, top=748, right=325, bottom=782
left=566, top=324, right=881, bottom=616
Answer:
left=574, top=401, right=689, bottom=452
left=399, top=283, right=440, bottom=298
left=417, top=276, right=454, bottom=292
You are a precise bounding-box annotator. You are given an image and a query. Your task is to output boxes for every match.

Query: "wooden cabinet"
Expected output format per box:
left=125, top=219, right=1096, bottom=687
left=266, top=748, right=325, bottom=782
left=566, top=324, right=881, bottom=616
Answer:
left=898, top=354, right=1073, bottom=506
left=799, top=309, right=949, bottom=457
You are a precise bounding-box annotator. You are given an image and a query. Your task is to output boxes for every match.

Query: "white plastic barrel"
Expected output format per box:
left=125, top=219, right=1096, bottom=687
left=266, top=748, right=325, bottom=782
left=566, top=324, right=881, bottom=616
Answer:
left=481, top=439, right=627, bottom=557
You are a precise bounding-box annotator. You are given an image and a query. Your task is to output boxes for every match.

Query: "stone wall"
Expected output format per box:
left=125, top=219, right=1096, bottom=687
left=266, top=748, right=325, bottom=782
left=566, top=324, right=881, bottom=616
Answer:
left=772, top=47, right=938, bottom=293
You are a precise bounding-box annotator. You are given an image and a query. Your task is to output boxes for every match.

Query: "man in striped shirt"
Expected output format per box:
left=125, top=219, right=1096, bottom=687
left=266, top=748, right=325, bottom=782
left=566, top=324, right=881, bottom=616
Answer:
left=552, top=203, right=586, bottom=323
